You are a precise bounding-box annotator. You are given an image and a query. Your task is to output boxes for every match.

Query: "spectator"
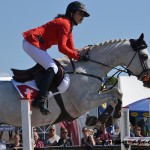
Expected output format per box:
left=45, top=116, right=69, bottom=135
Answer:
left=94, top=124, right=103, bottom=139
left=95, top=123, right=112, bottom=145
left=112, top=126, right=121, bottom=145
left=134, top=126, right=143, bottom=137
left=44, top=125, right=60, bottom=146
left=129, top=123, right=135, bottom=137
left=33, top=127, right=37, bottom=132
left=88, top=129, right=95, bottom=139
left=81, top=127, right=95, bottom=148
left=33, top=131, right=44, bottom=148
left=9, top=134, right=23, bottom=150
left=57, top=128, right=73, bottom=147
left=113, top=125, right=120, bottom=136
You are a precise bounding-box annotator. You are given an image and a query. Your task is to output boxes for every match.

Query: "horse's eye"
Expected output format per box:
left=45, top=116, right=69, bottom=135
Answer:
left=141, top=54, right=148, bottom=60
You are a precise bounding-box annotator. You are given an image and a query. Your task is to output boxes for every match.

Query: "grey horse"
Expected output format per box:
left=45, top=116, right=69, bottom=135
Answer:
left=0, top=33, right=150, bottom=127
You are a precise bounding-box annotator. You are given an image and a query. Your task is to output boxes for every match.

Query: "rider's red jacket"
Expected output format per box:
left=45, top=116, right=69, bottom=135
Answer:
left=22, top=17, right=79, bottom=60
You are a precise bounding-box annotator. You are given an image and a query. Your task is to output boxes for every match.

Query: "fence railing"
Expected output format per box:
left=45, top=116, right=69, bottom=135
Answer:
left=34, top=145, right=150, bottom=150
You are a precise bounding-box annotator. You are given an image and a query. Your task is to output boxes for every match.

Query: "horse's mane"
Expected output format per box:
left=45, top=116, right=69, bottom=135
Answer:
left=58, top=38, right=128, bottom=62
left=88, top=39, right=128, bottom=52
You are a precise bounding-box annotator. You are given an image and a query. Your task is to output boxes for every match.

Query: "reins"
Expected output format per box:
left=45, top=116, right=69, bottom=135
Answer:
left=66, top=58, right=103, bottom=82
left=87, top=52, right=139, bottom=92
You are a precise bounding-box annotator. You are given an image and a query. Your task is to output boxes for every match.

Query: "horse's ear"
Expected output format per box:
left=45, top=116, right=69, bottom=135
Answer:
left=130, top=33, right=147, bottom=51
left=139, top=33, right=144, bottom=41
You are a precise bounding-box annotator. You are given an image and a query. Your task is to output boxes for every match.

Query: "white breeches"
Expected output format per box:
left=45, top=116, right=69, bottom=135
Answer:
left=22, top=39, right=58, bottom=74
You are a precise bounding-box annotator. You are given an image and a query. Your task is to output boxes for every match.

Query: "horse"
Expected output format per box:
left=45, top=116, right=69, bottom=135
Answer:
left=0, top=33, right=150, bottom=127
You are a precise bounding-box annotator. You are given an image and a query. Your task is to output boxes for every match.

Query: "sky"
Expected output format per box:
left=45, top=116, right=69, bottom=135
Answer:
left=1, top=0, right=150, bottom=76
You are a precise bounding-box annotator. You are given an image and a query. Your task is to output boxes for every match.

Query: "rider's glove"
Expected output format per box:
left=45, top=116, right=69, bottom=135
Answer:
left=78, top=53, right=89, bottom=61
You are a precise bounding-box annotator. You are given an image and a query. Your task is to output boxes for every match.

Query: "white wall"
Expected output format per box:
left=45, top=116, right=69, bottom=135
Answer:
left=118, top=76, right=150, bottom=107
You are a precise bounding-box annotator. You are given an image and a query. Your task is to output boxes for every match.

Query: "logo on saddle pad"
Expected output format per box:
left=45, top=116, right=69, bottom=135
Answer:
left=17, top=85, right=39, bottom=99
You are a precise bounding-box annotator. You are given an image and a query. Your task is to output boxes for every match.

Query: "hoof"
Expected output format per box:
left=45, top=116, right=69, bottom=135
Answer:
left=113, top=99, right=122, bottom=118
left=98, top=113, right=110, bottom=123
left=113, top=111, right=121, bottom=118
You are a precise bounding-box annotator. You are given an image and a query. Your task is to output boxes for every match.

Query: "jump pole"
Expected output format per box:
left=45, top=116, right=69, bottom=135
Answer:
left=20, top=89, right=32, bottom=150
left=120, top=107, right=131, bottom=150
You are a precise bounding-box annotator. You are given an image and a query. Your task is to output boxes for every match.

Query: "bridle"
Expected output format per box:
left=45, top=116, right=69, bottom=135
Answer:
left=67, top=33, right=149, bottom=92
left=129, top=35, right=149, bottom=80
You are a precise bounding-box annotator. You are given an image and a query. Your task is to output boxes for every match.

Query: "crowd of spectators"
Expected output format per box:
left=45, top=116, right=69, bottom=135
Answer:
left=83, top=122, right=145, bottom=147
left=4, top=122, right=147, bottom=149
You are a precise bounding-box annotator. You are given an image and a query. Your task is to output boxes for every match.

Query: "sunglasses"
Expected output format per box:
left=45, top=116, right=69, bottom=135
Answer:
left=83, top=130, right=87, bottom=132
left=62, top=132, right=67, bottom=134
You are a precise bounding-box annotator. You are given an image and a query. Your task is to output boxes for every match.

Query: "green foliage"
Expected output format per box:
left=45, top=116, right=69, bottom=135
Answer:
left=105, top=77, right=118, bottom=85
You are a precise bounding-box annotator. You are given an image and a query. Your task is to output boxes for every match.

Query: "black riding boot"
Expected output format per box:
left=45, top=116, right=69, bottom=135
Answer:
left=32, top=67, right=55, bottom=115
left=98, top=105, right=114, bottom=123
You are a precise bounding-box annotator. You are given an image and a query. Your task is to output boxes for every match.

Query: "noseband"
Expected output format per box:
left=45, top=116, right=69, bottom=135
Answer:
left=129, top=35, right=149, bottom=80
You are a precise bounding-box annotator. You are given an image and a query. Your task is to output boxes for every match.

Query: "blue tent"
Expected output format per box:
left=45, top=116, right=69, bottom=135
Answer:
left=127, top=98, right=150, bottom=117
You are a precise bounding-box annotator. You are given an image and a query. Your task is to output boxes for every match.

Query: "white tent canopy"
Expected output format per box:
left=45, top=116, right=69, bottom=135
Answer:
left=118, top=76, right=150, bottom=107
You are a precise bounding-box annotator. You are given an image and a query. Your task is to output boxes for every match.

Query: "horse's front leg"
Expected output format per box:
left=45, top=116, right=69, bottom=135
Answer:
left=98, top=88, right=122, bottom=124
left=104, top=88, right=123, bottom=122
left=86, top=87, right=123, bottom=127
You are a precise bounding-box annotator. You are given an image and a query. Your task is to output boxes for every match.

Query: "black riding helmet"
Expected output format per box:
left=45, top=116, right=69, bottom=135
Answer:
left=66, top=1, right=90, bottom=17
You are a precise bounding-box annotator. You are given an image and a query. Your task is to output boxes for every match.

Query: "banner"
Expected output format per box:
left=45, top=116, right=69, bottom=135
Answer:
left=0, top=125, right=15, bottom=131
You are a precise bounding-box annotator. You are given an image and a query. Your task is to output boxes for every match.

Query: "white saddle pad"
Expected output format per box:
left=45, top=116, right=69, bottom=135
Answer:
left=11, top=74, right=70, bottom=99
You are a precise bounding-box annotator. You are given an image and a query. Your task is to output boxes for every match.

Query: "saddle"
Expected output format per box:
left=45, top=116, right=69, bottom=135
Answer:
left=11, top=60, right=65, bottom=90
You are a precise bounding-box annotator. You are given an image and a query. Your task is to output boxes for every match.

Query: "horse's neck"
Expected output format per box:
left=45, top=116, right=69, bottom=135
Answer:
left=89, top=40, right=132, bottom=71
left=58, top=40, right=132, bottom=78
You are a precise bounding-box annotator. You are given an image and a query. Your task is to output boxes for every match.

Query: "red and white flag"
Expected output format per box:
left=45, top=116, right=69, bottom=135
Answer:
left=12, top=80, right=39, bottom=99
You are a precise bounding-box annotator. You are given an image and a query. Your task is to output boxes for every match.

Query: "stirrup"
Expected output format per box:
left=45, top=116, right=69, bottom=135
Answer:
left=40, top=103, right=51, bottom=116
left=32, top=96, right=48, bottom=109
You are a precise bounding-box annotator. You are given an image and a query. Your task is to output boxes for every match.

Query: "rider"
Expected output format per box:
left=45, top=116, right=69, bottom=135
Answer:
left=22, top=1, right=90, bottom=115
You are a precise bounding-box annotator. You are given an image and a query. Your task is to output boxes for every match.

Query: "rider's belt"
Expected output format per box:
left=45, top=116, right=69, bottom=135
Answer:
left=36, top=36, right=45, bottom=44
